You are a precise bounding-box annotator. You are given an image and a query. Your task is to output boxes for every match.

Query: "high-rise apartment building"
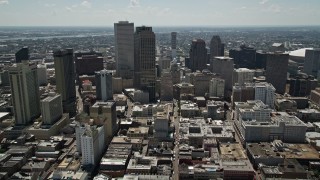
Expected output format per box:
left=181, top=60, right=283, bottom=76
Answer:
left=95, top=69, right=113, bottom=101
left=266, top=52, right=289, bottom=94
left=54, top=49, right=77, bottom=117
left=9, top=62, right=40, bottom=125
left=41, top=94, right=63, bottom=125
left=171, top=32, right=177, bottom=58
left=303, top=49, right=320, bottom=78
left=188, top=39, right=207, bottom=72
left=15, top=47, right=29, bottom=63
left=210, top=36, right=224, bottom=59
left=134, top=26, right=156, bottom=102
left=114, top=21, right=134, bottom=79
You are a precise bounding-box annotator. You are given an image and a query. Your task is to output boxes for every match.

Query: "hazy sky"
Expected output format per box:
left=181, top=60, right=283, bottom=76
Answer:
left=0, top=0, right=319, bottom=26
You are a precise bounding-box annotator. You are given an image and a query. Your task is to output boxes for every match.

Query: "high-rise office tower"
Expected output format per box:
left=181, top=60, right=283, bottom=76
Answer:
left=41, top=94, right=63, bottom=125
left=95, top=69, right=113, bottom=101
left=9, top=62, right=40, bottom=125
left=114, top=21, right=134, bottom=79
left=303, top=49, right=320, bottom=78
left=210, top=36, right=224, bottom=59
left=15, top=47, right=29, bottom=63
left=229, top=45, right=256, bottom=69
left=188, top=39, right=207, bottom=72
left=54, top=49, right=77, bottom=117
left=134, top=26, right=156, bottom=102
left=266, top=52, right=289, bottom=94
left=171, top=32, right=177, bottom=58
left=211, top=57, right=234, bottom=91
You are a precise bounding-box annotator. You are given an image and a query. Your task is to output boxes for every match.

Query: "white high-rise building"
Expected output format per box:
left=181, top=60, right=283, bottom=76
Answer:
left=114, top=21, right=134, bottom=79
left=254, top=82, right=275, bottom=109
left=76, top=124, right=105, bottom=166
left=209, top=78, right=225, bottom=97
left=41, top=93, right=63, bottom=125
left=233, top=68, right=255, bottom=86
left=9, top=61, right=40, bottom=125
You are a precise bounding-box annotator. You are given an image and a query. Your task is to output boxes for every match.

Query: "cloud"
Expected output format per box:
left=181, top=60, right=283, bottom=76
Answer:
left=129, top=0, right=140, bottom=8
left=65, top=7, right=73, bottom=12
left=268, top=4, right=281, bottom=13
left=0, top=0, right=8, bottom=5
left=81, top=1, right=91, bottom=8
left=260, top=0, right=269, bottom=5
left=45, top=3, right=56, bottom=8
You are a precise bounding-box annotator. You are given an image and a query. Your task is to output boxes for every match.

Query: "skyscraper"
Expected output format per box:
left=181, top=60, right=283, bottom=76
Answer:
left=95, top=69, right=113, bottom=101
left=171, top=32, right=177, bottom=58
left=229, top=45, right=256, bottom=69
left=9, top=62, right=40, bottom=125
left=15, top=46, right=29, bottom=63
left=114, top=21, right=134, bottom=79
left=210, top=36, right=224, bottom=59
left=266, top=52, right=289, bottom=94
left=134, top=26, right=156, bottom=102
left=303, top=49, right=320, bottom=77
left=188, top=39, right=207, bottom=72
left=54, top=49, right=77, bottom=117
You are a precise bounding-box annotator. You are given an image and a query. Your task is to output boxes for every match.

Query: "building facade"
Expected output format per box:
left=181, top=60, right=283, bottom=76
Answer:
left=114, top=21, right=135, bottom=79
left=54, top=49, right=77, bottom=117
left=134, top=26, right=156, bottom=102
left=9, top=62, right=40, bottom=125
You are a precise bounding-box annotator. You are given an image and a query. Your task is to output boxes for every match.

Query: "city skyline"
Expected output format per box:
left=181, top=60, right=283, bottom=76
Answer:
left=0, top=0, right=320, bottom=26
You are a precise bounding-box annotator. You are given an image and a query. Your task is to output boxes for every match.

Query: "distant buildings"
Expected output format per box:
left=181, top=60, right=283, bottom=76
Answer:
left=114, top=21, right=135, bottom=79
left=171, top=32, right=177, bottom=58
left=209, top=35, right=224, bottom=59
left=54, top=49, right=77, bottom=117
left=303, top=49, right=320, bottom=78
left=134, top=26, right=156, bottom=102
left=9, top=62, right=40, bottom=125
left=229, top=45, right=256, bottom=69
left=188, top=39, right=207, bottom=72
left=266, top=52, right=289, bottom=94
left=95, top=69, right=113, bottom=101
left=75, top=54, right=103, bottom=75
left=15, top=47, right=29, bottom=63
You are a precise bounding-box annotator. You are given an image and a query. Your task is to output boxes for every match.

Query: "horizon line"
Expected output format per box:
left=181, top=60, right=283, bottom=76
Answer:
left=0, top=24, right=320, bottom=28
